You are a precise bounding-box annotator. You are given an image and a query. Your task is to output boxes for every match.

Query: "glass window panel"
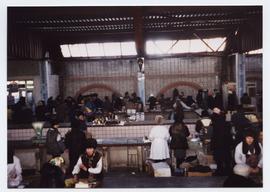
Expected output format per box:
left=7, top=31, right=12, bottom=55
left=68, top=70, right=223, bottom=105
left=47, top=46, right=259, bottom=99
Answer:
left=247, top=48, right=262, bottom=54
left=155, top=40, right=174, bottom=54
left=190, top=39, right=208, bottom=52
left=77, top=44, right=88, bottom=57
left=17, top=81, right=25, bottom=84
left=86, top=43, right=104, bottom=57
left=146, top=41, right=161, bottom=54
left=26, top=85, right=34, bottom=89
left=170, top=40, right=190, bottom=53
left=121, top=42, right=137, bottom=55
left=60, top=45, right=71, bottom=57
left=69, top=44, right=82, bottom=57
left=26, top=80, right=34, bottom=85
left=204, top=37, right=226, bottom=51
left=103, top=42, right=121, bottom=56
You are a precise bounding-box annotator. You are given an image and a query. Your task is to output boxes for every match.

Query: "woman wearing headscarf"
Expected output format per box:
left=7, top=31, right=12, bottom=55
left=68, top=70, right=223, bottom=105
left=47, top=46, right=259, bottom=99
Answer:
left=234, top=129, right=262, bottom=174
left=149, top=115, right=170, bottom=162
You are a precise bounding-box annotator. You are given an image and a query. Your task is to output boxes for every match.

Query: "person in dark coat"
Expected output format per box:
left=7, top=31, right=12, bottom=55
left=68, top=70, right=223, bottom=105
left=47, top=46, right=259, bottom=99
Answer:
left=240, top=93, right=251, bottom=105
left=196, top=89, right=203, bottom=108
left=214, top=92, right=224, bottom=110
left=223, top=164, right=261, bottom=187
left=40, top=157, right=65, bottom=188
left=169, top=111, right=190, bottom=168
left=195, top=110, right=212, bottom=141
left=227, top=91, right=237, bottom=111
left=207, top=91, right=215, bottom=110
left=103, top=96, right=113, bottom=113
left=210, top=107, right=233, bottom=176
left=72, top=110, right=87, bottom=132
left=231, top=105, right=252, bottom=146
left=64, top=120, right=87, bottom=175
left=185, top=96, right=195, bottom=107
left=148, top=94, right=157, bottom=110
left=35, top=100, right=46, bottom=121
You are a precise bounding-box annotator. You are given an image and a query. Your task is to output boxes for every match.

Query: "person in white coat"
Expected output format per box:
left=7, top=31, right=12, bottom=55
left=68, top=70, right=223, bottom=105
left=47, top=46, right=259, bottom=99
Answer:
left=149, top=115, right=170, bottom=162
left=8, top=147, right=22, bottom=188
left=234, top=129, right=262, bottom=174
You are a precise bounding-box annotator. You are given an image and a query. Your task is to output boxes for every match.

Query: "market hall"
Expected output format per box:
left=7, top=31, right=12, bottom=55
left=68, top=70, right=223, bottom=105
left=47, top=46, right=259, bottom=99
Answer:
left=7, top=6, right=262, bottom=188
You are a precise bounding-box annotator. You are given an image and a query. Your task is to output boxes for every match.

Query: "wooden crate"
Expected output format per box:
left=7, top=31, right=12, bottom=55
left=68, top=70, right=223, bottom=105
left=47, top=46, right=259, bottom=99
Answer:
left=187, top=171, right=212, bottom=177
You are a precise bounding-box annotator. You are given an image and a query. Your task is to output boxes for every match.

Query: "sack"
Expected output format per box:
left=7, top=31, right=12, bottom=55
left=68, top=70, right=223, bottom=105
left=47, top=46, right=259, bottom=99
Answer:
left=246, top=154, right=259, bottom=168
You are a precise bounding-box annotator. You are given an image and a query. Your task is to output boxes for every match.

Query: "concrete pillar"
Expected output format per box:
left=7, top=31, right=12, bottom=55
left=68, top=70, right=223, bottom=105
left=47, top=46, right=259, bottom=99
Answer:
left=39, top=51, right=51, bottom=102
left=137, top=72, right=145, bottom=106
left=235, top=53, right=246, bottom=103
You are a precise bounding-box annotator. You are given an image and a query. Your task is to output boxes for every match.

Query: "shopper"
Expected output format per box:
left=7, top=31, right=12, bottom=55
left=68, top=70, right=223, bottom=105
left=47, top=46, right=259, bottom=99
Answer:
left=169, top=112, right=190, bottom=168
left=65, top=119, right=87, bottom=175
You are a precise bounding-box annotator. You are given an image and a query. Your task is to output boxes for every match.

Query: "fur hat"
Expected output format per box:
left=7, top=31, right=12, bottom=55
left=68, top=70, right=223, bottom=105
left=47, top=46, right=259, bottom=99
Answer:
left=244, top=129, right=256, bottom=138
left=50, top=119, right=59, bottom=127
left=85, top=138, right=98, bottom=149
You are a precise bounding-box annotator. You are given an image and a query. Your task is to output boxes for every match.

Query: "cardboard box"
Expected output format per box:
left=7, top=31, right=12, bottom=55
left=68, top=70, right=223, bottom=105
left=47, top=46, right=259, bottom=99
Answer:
left=151, top=162, right=171, bottom=177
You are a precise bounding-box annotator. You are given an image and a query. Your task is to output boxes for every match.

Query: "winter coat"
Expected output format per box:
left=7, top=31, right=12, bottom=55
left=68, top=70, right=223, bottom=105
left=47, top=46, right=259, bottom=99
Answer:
left=64, top=128, right=87, bottom=172
left=169, top=123, right=190, bottom=150
left=210, top=113, right=233, bottom=152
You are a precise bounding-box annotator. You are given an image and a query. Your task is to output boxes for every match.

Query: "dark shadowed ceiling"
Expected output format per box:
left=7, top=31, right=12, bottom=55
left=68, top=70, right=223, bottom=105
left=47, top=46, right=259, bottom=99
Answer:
left=8, top=6, right=262, bottom=58
left=8, top=6, right=262, bottom=41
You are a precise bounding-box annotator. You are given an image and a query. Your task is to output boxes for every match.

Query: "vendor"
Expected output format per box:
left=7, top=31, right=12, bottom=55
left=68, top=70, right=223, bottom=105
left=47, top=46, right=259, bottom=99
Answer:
left=234, top=129, right=262, bottom=174
left=72, top=138, right=103, bottom=187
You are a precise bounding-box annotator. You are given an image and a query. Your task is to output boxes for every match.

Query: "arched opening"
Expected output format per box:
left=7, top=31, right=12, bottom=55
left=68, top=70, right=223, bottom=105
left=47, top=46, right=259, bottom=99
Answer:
left=75, top=84, right=121, bottom=99
left=157, top=81, right=203, bottom=98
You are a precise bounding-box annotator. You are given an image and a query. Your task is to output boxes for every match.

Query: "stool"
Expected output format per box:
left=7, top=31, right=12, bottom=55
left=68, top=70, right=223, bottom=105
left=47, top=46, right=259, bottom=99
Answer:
left=127, top=139, right=139, bottom=171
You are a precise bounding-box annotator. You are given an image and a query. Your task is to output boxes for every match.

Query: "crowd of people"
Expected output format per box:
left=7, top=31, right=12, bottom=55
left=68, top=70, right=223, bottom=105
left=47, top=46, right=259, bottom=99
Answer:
left=8, top=87, right=263, bottom=188
left=8, top=86, right=258, bottom=125
left=7, top=92, right=145, bottom=124
left=148, top=106, right=262, bottom=187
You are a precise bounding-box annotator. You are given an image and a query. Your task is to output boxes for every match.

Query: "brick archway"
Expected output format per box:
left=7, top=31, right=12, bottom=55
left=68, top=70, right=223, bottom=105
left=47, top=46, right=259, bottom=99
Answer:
left=157, top=81, right=203, bottom=96
left=75, top=84, right=121, bottom=98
